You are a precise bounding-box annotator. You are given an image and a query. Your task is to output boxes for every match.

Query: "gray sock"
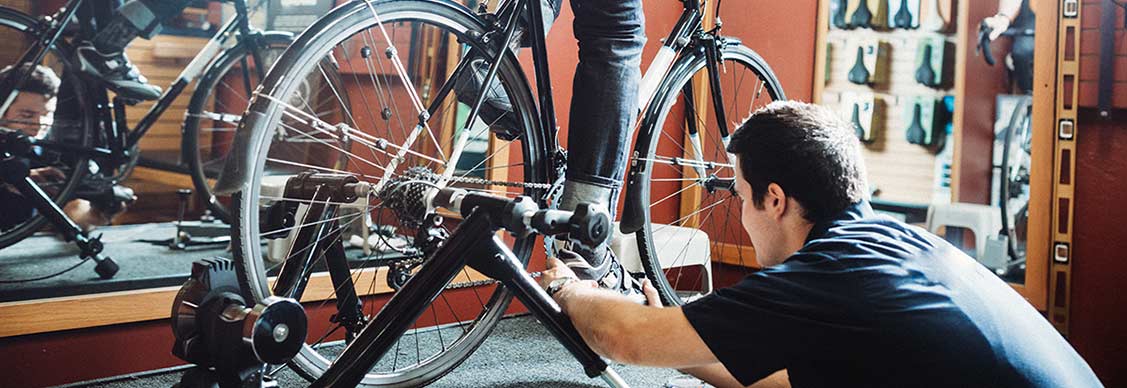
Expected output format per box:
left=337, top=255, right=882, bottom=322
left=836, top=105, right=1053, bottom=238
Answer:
left=558, top=180, right=616, bottom=269
left=558, top=180, right=613, bottom=213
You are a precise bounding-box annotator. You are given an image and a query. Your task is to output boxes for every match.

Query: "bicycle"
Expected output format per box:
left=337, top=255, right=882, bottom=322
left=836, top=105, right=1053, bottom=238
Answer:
left=0, top=0, right=344, bottom=278
left=220, top=0, right=784, bottom=385
left=978, top=21, right=1033, bottom=276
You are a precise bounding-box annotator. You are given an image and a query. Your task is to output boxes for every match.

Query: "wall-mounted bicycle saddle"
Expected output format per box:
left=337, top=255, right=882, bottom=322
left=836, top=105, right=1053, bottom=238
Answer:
left=893, top=0, right=914, bottom=29
left=906, top=103, right=928, bottom=145
left=833, top=0, right=849, bottom=29
left=851, top=103, right=870, bottom=142
left=850, top=0, right=873, bottom=29
left=848, top=46, right=871, bottom=85
left=915, top=44, right=937, bottom=87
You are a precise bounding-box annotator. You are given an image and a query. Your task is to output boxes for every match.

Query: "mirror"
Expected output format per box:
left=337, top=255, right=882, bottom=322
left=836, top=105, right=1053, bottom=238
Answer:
left=818, top=0, right=1053, bottom=295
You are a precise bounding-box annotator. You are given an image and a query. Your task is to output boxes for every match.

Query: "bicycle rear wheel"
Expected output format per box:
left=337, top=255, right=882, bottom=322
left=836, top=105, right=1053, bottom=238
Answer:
left=0, top=7, right=93, bottom=249
left=630, top=43, right=784, bottom=306
left=229, top=1, right=547, bottom=386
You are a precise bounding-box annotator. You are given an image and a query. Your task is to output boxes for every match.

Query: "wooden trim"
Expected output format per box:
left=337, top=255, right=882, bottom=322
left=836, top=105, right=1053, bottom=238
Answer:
left=1047, top=0, right=1079, bottom=333
left=711, top=241, right=760, bottom=269
left=811, top=0, right=830, bottom=104
left=948, top=0, right=970, bottom=203
left=0, top=267, right=491, bottom=338
left=1018, top=0, right=1059, bottom=312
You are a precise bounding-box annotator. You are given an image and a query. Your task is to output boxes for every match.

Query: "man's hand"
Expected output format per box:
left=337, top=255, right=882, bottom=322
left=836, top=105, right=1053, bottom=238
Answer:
left=984, top=14, right=1012, bottom=41
left=539, top=256, right=578, bottom=290
left=641, top=278, right=662, bottom=307
left=29, top=167, right=64, bottom=183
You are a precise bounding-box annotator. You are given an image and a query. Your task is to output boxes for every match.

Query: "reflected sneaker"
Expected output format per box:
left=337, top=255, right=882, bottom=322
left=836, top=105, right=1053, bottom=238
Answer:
left=452, top=55, right=523, bottom=140
left=75, top=43, right=161, bottom=101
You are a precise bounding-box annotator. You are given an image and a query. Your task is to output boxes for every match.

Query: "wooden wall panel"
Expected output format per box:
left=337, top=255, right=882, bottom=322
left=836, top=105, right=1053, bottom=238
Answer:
left=123, top=35, right=209, bottom=158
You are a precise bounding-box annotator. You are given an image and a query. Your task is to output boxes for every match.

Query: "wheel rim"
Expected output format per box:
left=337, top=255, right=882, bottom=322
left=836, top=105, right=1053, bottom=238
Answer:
left=1000, top=100, right=1032, bottom=268
left=636, top=47, right=784, bottom=305
left=233, top=4, right=545, bottom=385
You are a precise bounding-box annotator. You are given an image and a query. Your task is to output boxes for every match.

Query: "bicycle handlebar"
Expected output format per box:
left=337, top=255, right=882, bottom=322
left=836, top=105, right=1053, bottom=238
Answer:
left=977, top=21, right=1036, bottom=67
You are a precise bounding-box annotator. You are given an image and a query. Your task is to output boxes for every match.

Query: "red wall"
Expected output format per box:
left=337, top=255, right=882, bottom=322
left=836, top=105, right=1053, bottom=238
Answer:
left=1069, top=108, right=1127, bottom=387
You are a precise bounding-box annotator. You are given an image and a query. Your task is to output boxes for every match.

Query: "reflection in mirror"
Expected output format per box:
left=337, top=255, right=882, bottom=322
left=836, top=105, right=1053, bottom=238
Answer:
left=821, top=0, right=1043, bottom=287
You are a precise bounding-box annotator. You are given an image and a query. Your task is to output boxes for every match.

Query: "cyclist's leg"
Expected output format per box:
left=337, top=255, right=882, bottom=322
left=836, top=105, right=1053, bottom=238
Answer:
left=77, top=0, right=195, bottom=100
left=1012, top=35, right=1034, bottom=94
left=90, top=0, right=196, bottom=52
left=558, top=0, right=645, bottom=281
left=563, top=0, right=645, bottom=214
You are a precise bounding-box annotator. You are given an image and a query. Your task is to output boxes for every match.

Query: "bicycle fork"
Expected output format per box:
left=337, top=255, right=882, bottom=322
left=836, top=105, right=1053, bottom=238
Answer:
left=310, top=207, right=629, bottom=388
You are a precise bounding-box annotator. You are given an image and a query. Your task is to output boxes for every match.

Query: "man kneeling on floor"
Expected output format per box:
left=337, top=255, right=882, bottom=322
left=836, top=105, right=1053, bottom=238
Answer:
left=539, top=101, right=1101, bottom=388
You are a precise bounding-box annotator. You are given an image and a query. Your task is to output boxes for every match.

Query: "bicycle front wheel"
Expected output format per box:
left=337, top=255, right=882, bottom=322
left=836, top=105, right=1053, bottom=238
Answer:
left=631, top=43, right=785, bottom=306
left=182, top=32, right=296, bottom=223
left=229, top=0, right=548, bottom=386
left=0, top=7, right=93, bottom=249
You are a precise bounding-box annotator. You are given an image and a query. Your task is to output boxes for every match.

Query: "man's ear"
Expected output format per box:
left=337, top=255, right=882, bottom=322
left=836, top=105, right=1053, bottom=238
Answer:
left=765, top=183, right=787, bottom=220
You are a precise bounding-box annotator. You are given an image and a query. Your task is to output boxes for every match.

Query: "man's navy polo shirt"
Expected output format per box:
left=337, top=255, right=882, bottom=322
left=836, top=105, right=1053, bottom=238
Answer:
left=681, top=201, right=1101, bottom=387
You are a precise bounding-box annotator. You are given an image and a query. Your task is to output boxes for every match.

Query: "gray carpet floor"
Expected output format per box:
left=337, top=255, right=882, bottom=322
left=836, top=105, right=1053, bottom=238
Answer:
left=0, top=223, right=228, bottom=302
left=64, top=316, right=683, bottom=387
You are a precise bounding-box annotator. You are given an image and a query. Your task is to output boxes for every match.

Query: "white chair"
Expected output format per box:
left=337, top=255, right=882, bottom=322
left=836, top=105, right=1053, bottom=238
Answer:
left=926, top=202, right=1005, bottom=270
left=611, top=223, right=714, bottom=295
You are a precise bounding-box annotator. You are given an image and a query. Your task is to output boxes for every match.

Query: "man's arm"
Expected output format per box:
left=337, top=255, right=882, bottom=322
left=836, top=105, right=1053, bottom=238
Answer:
left=552, top=282, right=716, bottom=368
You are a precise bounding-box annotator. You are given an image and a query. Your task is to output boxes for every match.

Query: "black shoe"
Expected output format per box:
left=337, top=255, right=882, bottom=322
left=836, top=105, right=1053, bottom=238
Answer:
left=75, top=43, right=162, bottom=101
left=452, top=54, right=523, bottom=141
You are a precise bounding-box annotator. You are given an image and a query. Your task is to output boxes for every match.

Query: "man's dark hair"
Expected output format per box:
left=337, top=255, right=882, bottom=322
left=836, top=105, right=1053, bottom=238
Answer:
left=726, top=101, right=868, bottom=223
left=0, top=64, right=61, bottom=99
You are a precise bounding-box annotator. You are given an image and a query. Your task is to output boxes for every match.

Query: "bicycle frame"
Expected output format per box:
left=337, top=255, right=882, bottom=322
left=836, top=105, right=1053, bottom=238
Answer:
left=2, top=0, right=264, bottom=169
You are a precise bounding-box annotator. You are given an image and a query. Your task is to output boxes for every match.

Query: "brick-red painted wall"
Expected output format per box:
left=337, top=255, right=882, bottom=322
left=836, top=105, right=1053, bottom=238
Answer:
left=1069, top=108, right=1127, bottom=387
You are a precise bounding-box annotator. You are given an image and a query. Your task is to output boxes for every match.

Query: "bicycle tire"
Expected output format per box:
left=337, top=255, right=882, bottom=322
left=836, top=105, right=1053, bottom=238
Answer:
left=183, top=32, right=295, bottom=223
left=0, top=7, right=94, bottom=249
left=999, top=96, right=1032, bottom=268
left=631, top=43, right=785, bottom=306
left=228, top=0, right=547, bottom=385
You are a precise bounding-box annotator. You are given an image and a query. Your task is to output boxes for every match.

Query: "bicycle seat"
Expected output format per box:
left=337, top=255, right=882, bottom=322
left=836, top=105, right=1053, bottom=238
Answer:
left=915, top=44, right=937, bottom=87
left=849, top=0, right=873, bottom=29
left=906, top=103, right=927, bottom=146
left=848, top=46, right=870, bottom=85
left=893, top=0, right=913, bottom=29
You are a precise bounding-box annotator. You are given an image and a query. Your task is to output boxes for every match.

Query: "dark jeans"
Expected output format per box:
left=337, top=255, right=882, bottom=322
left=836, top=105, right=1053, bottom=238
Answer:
left=565, top=0, right=645, bottom=189
left=1012, top=35, right=1034, bottom=94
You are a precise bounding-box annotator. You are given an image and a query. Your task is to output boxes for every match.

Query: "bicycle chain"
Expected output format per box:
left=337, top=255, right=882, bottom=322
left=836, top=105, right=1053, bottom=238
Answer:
left=402, top=169, right=554, bottom=190
left=444, top=271, right=542, bottom=290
